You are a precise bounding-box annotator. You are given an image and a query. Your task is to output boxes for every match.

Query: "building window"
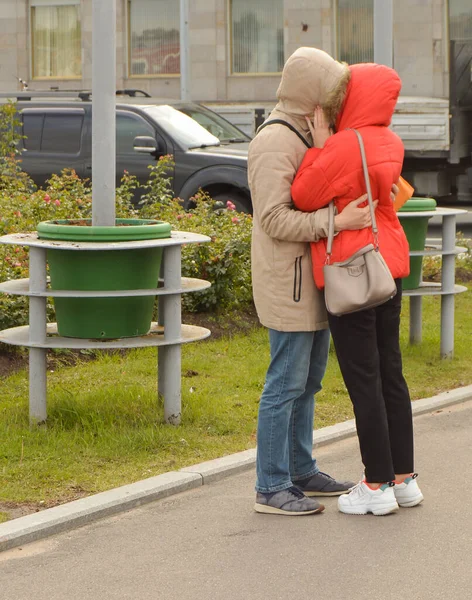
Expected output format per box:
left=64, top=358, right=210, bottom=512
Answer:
left=337, top=0, right=374, bottom=64
left=230, top=0, right=284, bottom=74
left=31, top=1, right=82, bottom=79
left=449, top=0, right=472, bottom=40
left=128, top=0, right=180, bottom=76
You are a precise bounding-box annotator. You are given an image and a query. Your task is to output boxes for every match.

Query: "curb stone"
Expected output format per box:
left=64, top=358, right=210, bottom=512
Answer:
left=312, top=384, right=472, bottom=446
left=0, top=472, right=201, bottom=553
left=1, top=384, right=471, bottom=552
left=180, top=448, right=256, bottom=483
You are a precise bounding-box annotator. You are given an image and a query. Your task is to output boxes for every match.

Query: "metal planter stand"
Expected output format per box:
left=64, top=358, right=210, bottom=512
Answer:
left=398, top=207, right=468, bottom=358
left=0, top=1, right=208, bottom=426
left=0, top=231, right=211, bottom=425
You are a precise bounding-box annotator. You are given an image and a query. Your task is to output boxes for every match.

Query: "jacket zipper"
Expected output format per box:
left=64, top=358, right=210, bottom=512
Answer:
left=293, top=256, right=302, bottom=302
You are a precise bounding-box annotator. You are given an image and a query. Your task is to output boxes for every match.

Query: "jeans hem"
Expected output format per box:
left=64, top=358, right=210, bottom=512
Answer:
left=255, top=482, right=294, bottom=494
left=291, top=466, right=320, bottom=482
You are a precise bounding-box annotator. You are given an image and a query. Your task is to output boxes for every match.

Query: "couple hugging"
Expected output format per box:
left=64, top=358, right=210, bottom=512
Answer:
left=249, top=47, right=423, bottom=517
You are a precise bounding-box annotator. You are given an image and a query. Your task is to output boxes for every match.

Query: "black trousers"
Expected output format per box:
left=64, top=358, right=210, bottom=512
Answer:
left=327, top=279, right=414, bottom=482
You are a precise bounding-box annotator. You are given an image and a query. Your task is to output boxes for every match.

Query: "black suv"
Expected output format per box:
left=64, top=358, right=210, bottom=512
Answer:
left=1, top=90, right=252, bottom=212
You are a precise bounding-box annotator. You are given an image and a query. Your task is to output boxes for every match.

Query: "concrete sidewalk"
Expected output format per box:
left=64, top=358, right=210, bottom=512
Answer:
left=0, top=401, right=471, bottom=600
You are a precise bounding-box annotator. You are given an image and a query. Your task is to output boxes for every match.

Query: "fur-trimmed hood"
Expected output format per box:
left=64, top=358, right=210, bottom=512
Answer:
left=275, top=47, right=350, bottom=123
left=322, top=68, right=351, bottom=126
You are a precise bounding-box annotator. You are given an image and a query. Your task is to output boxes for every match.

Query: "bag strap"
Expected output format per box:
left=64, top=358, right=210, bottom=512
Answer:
left=257, top=119, right=311, bottom=149
left=326, top=128, right=378, bottom=260
left=326, top=203, right=336, bottom=257
left=349, top=128, right=379, bottom=236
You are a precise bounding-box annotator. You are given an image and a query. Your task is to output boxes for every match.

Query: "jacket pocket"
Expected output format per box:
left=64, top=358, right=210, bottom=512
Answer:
left=293, top=256, right=303, bottom=303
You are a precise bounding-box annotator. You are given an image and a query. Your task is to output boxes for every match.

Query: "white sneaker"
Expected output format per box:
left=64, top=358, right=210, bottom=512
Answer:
left=394, top=474, right=424, bottom=507
left=338, top=481, right=399, bottom=516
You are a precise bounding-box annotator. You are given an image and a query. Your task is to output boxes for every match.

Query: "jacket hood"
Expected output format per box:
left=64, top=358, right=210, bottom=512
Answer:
left=275, top=47, right=350, bottom=118
left=332, top=63, right=402, bottom=131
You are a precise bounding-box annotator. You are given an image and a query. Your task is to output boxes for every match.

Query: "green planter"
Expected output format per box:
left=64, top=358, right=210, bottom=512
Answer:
left=37, top=219, right=172, bottom=339
left=398, top=198, right=437, bottom=290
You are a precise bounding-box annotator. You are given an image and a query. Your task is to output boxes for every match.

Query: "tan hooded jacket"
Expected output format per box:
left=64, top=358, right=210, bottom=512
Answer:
left=248, top=47, right=350, bottom=331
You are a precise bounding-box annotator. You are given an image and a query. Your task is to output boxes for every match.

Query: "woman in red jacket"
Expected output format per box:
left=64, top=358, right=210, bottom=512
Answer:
left=291, top=63, right=424, bottom=516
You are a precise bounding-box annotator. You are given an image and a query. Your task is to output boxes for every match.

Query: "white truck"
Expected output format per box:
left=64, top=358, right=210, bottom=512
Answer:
left=207, top=40, right=472, bottom=204
left=208, top=93, right=470, bottom=204
left=393, top=38, right=472, bottom=203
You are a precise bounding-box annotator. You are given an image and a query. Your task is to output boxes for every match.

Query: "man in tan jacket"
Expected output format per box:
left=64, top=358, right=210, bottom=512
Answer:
left=250, top=47, right=378, bottom=515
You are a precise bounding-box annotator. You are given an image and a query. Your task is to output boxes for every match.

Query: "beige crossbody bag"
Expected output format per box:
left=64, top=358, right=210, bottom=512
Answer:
left=323, top=129, right=397, bottom=316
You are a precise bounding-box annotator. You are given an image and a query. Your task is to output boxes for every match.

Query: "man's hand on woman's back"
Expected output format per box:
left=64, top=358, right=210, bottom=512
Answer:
left=334, top=181, right=399, bottom=231
left=334, top=195, right=378, bottom=231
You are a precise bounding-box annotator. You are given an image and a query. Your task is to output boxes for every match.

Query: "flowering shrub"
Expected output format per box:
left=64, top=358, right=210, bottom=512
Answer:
left=169, top=192, right=252, bottom=312
left=422, top=232, right=472, bottom=282
left=0, top=167, right=92, bottom=329
left=135, top=158, right=253, bottom=312
left=0, top=103, right=253, bottom=327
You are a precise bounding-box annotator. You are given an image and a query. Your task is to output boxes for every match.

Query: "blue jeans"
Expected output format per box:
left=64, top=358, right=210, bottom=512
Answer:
left=255, top=328, right=330, bottom=493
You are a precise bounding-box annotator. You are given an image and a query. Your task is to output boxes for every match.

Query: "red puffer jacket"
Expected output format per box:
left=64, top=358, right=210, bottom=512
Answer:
left=291, top=63, right=410, bottom=289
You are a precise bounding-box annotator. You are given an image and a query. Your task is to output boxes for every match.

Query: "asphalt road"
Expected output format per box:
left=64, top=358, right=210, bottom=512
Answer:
left=0, top=401, right=471, bottom=600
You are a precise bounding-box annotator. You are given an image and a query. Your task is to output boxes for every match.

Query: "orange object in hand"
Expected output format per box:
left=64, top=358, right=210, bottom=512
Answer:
left=393, top=176, right=414, bottom=211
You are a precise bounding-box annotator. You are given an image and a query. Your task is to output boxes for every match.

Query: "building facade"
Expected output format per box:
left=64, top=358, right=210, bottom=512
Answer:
left=0, top=0, right=471, bottom=102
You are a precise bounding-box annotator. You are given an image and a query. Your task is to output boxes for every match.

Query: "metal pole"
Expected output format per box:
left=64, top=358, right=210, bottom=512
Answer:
left=158, top=246, right=182, bottom=425
left=92, top=0, right=116, bottom=226
left=29, top=247, right=48, bottom=424
left=180, top=0, right=191, bottom=101
left=374, top=0, right=393, bottom=67
left=440, top=215, right=456, bottom=359
left=409, top=296, right=422, bottom=345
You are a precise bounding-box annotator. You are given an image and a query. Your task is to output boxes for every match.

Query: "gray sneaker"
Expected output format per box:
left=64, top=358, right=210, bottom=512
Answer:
left=295, top=472, right=355, bottom=497
left=254, top=486, right=325, bottom=515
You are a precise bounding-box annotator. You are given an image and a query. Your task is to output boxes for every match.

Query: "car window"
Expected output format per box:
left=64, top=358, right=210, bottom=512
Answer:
left=22, top=113, right=43, bottom=151
left=142, top=105, right=220, bottom=149
left=41, top=113, right=84, bottom=154
left=21, top=110, right=84, bottom=154
left=177, top=106, right=250, bottom=142
left=116, top=112, right=155, bottom=154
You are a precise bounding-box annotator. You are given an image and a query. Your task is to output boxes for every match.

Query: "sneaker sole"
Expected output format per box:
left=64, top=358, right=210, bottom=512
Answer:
left=303, top=490, right=351, bottom=497
left=338, top=503, right=399, bottom=516
left=254, top=503, right=325, bottom=516
left=397, top=493, right=424, bottom=508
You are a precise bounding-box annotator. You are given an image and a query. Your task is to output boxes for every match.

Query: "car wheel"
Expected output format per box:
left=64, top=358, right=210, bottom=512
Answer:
left=212, top=191, right=252, bottom=213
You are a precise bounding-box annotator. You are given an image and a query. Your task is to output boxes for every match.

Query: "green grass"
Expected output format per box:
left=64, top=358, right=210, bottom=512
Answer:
left=0, top=287, right=471, bottom=514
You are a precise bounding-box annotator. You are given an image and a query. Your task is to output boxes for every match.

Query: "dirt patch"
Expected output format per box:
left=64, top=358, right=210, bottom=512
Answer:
left=456, top=268, right=472, bottom=282
left=424, top=269, right=472, bottom=284
left=0, top=490, right=90, bottom=522
left=51, top=219, right=92, bottom=226
left=0, top=347, right=109, bottom=379
left=0, top=350, right=27, bottom=378
left=0, top=501, right=47, bottom=521
left=182, top=305, right=260, bottom=340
